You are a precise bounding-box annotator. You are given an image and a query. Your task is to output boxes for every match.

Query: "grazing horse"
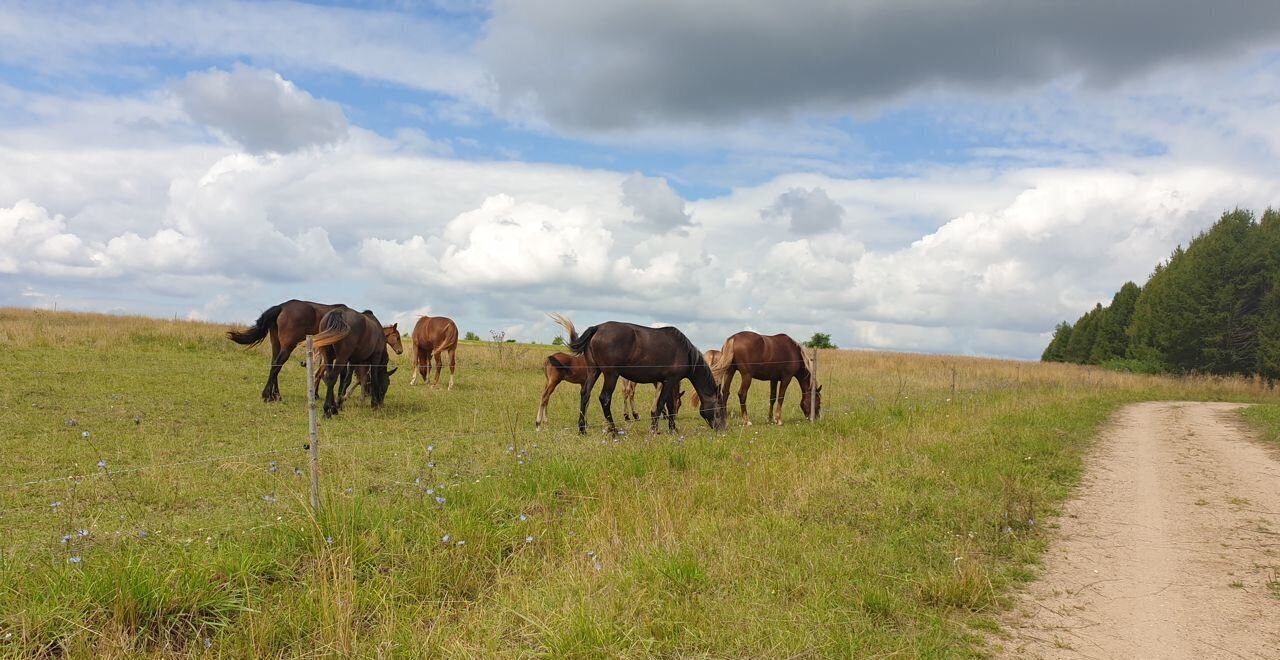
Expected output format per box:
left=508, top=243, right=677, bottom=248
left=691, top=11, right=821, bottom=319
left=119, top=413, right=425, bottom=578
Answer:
left=311, top=308, right=396, bottom=417
left=313, top=321, right=403, bottom=400
left=227, top=299, right=348, bottom=402
left=564, top=318, right=724, bottom=434
left=711, top=332, right=821, bottom=426
left=688, top=349, right=721, bottom=410
left=535, top=351, right=591, bottom=430
left=621, top=379, right=683, bottom=421
left=409, top=316, right=459, bottom=389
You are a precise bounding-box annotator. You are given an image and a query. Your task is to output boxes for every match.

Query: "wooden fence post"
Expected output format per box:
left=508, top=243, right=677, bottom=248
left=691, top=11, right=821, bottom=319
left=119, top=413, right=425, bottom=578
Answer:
left=306, top=335, right=320, bottom=511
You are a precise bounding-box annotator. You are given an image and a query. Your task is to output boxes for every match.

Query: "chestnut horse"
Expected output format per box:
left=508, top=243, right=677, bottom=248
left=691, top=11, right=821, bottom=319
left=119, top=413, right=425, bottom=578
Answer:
left=564, top=318, right=723, bottom=434
left=711, top=332, right=821, bottom=425
left=227, top=299, right=346, bottom=402
left=409, top=316, right=459, bottom=389
left=621, top=380, right=682, bottom=421
left=535, top=351, right=590, bottom=430
left=311, top=308, right=396, bottom=417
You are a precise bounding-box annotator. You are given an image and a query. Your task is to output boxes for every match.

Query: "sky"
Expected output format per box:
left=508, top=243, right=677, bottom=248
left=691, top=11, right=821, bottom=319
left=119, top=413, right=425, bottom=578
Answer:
left=3, top=1, right=1280, bottom=359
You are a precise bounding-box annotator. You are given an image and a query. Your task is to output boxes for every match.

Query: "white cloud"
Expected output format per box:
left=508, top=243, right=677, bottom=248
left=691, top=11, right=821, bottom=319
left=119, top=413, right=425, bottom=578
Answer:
left=620, top=173, right=693, bottom=231
left=763, top=186, right=845, bottom=234
left=175, top=65, right=348, bottom=154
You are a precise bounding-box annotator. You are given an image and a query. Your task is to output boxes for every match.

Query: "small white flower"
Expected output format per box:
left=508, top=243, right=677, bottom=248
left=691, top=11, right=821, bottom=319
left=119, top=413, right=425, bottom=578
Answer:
left=435, top=496, right=446, bottom=505
left=326, top=536, right=334, bottom=545
left=441, top=534, right=450, bottom=543
left=426, top=445, right=434, bottom=452
left=81, top=431, right=90, bottom=439
left=68, top=555, right=82, bottom=564
left=518, top=514, right=527, bottom=522
left=96, top=459, right=107, bottom=469
left=455, top=540, right=466, bottom=546
left=525, top=536, right=534, bottom=544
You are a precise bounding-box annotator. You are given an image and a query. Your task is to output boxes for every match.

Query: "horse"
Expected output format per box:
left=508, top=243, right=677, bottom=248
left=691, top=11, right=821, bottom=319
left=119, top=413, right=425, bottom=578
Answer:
left=535, top=351, right=591, bottom=430
left=409, top=316, right=459, bottom=389
left=711, top=332, right=821, bottom=426
left=312, top=320, right=403, bottom=400
left=561, top=316, right=724, bottom=434
left=310, top=308, right=396, bottom=417
left=621, top=379, right=683, bottom=421
left=688, top=349, right=721, bottom=410
left=227, top=299, right=346, bottom=402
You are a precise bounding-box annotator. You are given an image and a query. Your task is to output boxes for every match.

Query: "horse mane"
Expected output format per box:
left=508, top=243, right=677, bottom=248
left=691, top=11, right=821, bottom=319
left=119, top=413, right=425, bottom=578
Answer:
left=548, top=312, right=577, bottom=343
left=794, top=336, right=818, bottom=384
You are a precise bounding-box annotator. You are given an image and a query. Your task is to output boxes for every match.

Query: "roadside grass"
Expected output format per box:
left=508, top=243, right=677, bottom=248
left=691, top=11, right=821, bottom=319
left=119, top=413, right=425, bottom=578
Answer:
left=0, top=308, right=1273, bottom=657
left=1242, top=402, right=1280, bottom=447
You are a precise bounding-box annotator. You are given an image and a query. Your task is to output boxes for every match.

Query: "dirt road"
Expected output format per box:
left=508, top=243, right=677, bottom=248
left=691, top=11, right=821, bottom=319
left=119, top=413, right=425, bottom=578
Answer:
left=1000, top=402, right=1280, bottom=659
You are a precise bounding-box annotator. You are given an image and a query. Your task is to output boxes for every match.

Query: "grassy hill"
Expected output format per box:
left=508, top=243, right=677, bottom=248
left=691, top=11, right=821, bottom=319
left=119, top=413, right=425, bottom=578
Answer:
left=0, top=308, right=1272, bottom=657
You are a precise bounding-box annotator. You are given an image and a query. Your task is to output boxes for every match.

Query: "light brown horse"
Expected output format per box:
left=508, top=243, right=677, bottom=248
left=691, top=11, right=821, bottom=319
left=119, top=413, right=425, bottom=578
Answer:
left=711, top=332, right=821, bottom=425
left=688, top=349, right=721, bottom=410
left=410, top=316, right=459, bottom=389
left=621, top=379, right=682, bottom=421
left=227, top=299, right=347, bottom=402
left=536, top=351, right=590, bottom=430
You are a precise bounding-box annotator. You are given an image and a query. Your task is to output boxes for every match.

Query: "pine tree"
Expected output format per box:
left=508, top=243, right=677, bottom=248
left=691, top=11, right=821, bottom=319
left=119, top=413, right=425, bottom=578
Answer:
left=1062, top=304, right=1102, bottom=364
left=1089, top=282, right=1140, bottom=363
left=1041, top=322, right=1073, bottom=362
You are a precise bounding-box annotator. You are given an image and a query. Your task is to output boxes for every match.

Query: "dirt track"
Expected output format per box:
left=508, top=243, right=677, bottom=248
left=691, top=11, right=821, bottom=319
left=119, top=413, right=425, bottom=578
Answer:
left=1000, top=402, right=1280, bottom=659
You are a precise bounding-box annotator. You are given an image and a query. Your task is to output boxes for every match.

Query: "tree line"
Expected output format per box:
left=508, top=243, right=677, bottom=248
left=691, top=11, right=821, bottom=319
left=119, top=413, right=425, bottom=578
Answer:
left=1042, top=208, right=1280, bottom=380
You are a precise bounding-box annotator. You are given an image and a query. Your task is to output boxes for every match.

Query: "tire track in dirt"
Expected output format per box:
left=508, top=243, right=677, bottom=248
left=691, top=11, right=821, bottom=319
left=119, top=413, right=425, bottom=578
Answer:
left=999, top=402, right=1280, bottom=659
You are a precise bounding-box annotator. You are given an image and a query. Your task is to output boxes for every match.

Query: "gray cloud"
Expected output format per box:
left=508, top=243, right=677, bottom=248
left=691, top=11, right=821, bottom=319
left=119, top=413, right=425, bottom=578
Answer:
left=764, top=187, right=844, bottom=234
left=175, top=65, right=348, bottom=153
left=481, top=0, right=1280, bottom=130
left=620, top=173, right=693, bottom=230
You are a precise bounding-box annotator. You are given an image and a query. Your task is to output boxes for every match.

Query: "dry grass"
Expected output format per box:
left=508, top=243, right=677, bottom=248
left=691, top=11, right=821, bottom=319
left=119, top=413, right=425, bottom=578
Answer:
left=0, top=307, right=1274, bottom=658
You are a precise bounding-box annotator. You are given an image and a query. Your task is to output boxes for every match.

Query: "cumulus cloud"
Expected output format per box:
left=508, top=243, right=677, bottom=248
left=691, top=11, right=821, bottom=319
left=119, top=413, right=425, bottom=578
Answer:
left=763, top=187, right=844, bottom=234
left=175, top=65, right=348, bottom=153
left=620, top=173, right=693, bottom=231
left=481, top=0, right=1280, bottom=130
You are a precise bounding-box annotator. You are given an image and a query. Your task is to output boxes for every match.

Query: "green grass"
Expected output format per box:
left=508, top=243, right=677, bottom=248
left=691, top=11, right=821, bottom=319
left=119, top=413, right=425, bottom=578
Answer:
left=0, top=308, right=1274, bottom=658
left=1242, top=402, right=1280, bottom=447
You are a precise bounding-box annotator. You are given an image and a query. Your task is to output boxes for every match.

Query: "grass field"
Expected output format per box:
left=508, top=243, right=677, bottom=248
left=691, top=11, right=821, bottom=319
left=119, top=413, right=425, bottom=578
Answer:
left=0, top=308, right=1275, bottom=658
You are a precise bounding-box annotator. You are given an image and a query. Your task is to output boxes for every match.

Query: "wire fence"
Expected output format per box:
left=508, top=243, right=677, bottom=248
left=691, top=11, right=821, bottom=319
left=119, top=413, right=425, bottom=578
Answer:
left=9, top=336, right=1257, bottom=565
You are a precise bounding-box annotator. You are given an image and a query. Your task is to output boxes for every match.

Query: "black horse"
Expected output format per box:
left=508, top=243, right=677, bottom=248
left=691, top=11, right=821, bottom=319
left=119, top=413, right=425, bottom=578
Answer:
left=566, top=320, right=724, bottom=434
left=311, top=308, right=396, bottom=417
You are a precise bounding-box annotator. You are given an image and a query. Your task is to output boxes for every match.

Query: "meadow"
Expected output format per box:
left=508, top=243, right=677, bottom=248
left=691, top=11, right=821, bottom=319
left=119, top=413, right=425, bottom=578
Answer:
left=0, top=308, right=1275, bottom=658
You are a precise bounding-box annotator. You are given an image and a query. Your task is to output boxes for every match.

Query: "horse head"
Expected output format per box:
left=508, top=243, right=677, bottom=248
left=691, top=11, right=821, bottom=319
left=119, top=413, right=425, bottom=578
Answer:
left=383, top=324, right=404, bottom=355
left=800, top=383, right=823, bottom=419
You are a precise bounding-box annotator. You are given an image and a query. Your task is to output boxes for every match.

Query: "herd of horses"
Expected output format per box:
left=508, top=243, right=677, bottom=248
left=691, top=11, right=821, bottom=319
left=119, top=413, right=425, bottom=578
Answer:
left=226, top=299, right=822, bottom=432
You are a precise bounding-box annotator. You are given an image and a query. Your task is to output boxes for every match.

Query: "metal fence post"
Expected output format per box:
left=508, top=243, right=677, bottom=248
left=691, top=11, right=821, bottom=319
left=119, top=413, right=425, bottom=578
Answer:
left=306, top=335, right=320, bottom=511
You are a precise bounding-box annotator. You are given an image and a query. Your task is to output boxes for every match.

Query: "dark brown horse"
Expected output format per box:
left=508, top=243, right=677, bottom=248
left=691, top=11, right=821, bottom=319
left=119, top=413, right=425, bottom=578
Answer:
left=564, top=318, right=723, bottom=434
left=311, top=308, right=396, bottom=417
left=409, top=316, right=459, bottom=389
left=313, top=321, right=403, bottom=400
left=711, top=332, right=821, bottom=425
left=227, top=299, right=346, bottom=402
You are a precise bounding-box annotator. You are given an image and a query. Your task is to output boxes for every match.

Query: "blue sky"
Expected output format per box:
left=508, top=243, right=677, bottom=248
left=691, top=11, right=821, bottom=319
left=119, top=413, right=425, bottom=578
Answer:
left=3, top=1, right=1280, bottom=358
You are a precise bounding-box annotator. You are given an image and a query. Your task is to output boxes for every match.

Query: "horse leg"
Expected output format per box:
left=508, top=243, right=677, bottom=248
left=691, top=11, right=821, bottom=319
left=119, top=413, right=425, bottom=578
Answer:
left=768, top=380, right=780, bottom=424
left=578, top=370, right=600, bottom=434
left=776, top=377, right=791, bottom=425
left=264, top=343, right=296, bottom=403
left=409, top=347, right=418, bottom=385
left=432, top=350, right=444, bottom=388
left=537, top=371, right=559, bottom=431
left=322, top=356, right=340, bottom=418
left=447, top=348, right=456, bottom=390
left=414, top=345, right=430, bottom=387
left=663, top=378, right=681, bottom=433
left=621, top=381, right=633, bottom=421
left=737, top=374, right=753, bottom=426
left=599, top=372, right=621, bottom=434
left=718, top=366, right=736, bottom=420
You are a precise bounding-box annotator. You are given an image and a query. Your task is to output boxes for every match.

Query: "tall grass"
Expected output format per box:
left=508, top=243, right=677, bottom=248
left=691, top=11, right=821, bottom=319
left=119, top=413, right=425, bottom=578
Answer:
left=0, top=307, right=1273, bottom=657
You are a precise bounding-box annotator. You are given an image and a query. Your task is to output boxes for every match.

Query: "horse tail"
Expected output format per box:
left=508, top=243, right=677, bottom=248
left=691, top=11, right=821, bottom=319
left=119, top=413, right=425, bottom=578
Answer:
left=548, top=312, right=577, bottom=343
left=567, top=324, right=597, bottom=356
left=310, top=312, right=351, bottom=352
left=226, top=304, right=283, bottom=347
left=796, top=336, right=818, bottom=384
left=711, top=336, right=735, bottom=382
left=434, top=320, right=459, bottom=356
left=547, top=354, right=573, bottom=377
